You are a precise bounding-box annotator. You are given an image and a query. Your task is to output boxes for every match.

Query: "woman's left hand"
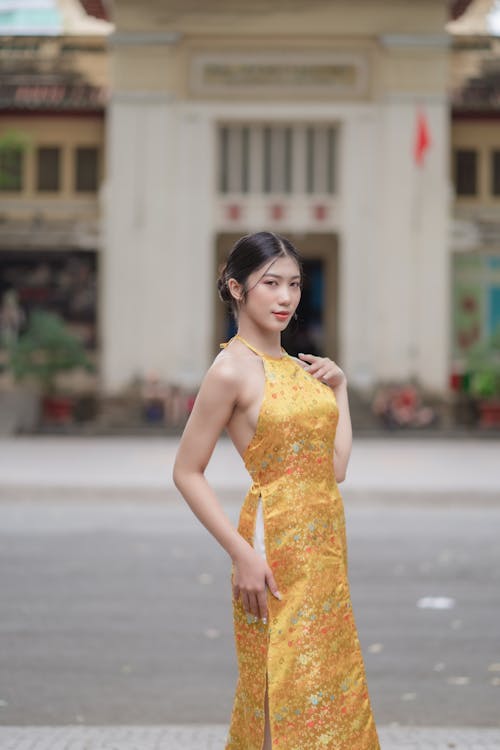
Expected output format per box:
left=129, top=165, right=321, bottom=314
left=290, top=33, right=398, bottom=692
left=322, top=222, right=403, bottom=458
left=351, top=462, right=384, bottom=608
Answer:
left=298, top=352, right=346, bottom=389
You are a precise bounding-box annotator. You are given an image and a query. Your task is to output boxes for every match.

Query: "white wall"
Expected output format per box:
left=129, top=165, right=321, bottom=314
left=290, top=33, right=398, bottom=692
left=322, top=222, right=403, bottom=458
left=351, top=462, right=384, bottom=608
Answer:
left=102, top=94, right=216, bottom=392
left=374, top=95, right=450, bottom=393
left=169, top=106, right=216, bottom=387
left=102, top=92, right=178, bottom=392
left=102, top=96, right=450, bottom=395
left=339, top=110, right=379, bottom=391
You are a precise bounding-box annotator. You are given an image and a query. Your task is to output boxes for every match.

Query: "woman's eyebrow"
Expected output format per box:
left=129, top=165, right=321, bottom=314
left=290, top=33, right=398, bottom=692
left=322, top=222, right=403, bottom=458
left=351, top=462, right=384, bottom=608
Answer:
left=263, top=272, right=301, bottom=280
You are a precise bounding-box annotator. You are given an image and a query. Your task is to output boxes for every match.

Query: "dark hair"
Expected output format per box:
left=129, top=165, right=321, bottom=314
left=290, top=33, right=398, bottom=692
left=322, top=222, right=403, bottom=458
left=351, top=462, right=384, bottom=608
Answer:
left=217, top=231, right=303, bottom=316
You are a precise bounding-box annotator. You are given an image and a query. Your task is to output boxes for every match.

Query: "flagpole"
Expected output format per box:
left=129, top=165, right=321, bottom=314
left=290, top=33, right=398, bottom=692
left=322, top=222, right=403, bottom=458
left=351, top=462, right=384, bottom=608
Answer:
left=410, top=107, right=431, bottom=382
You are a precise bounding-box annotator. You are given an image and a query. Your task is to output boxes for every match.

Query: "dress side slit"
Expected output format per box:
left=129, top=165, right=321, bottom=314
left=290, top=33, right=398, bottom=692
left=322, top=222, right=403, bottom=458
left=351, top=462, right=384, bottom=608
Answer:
left=254, top=496, right=271, bottom=749
left=261, top=670, right=272, bottom=750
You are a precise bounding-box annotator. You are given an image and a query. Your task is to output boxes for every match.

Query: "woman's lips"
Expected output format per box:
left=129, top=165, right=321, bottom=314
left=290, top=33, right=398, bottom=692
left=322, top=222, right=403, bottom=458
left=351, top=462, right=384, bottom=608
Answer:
left=273, top=312, right=290, bottom=319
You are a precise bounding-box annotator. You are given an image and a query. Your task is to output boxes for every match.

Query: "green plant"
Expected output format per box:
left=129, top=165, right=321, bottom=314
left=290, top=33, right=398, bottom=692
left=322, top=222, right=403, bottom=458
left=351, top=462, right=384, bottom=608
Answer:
left=8, top=309, right=94, bottom=394
left=0, top=130, right=31, bottom=191
left=465, top=325, right=500, bottom=399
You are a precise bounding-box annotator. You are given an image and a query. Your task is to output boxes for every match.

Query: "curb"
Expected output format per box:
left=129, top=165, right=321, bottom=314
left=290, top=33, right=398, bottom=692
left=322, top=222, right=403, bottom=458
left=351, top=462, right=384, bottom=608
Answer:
left=0, top=485, right=499, bottom=507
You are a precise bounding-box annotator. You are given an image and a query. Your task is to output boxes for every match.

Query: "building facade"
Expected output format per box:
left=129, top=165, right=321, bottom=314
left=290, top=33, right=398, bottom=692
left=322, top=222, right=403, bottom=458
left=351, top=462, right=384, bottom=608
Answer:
left=0, top=0, right=110, bottom=390
left=103, top=0, right=459, bottom=397
left=3, top=0, right=486, bottom=404
left=448, top=1, right=500, bottom=376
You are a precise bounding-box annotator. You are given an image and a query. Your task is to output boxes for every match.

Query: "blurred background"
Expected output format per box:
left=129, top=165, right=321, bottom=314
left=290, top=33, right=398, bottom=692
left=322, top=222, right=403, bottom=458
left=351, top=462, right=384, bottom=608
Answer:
left=1, top=0, right=500, bottom=435
left=0, top=2, right=500, bottom=748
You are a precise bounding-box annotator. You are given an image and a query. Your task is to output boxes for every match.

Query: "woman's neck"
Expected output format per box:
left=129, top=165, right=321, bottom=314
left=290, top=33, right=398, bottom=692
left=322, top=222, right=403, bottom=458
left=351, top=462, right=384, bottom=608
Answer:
left=236, top=324, right=282, bottom=359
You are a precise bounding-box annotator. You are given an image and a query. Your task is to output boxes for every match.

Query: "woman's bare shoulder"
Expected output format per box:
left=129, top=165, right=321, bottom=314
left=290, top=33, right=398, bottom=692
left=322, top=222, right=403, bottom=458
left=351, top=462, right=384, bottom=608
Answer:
left=203, top=345, right=251, bottom=391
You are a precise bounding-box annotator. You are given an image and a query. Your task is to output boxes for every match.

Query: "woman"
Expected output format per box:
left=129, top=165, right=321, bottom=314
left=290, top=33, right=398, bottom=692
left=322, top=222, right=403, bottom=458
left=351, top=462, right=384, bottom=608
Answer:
left=173, top=232, right=380, bottom=750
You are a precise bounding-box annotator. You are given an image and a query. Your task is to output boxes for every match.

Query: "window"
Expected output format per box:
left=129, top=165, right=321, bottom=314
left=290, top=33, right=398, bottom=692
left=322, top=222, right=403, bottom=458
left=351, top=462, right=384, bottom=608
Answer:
left=0, top=146, right=23, bottom=191
left=37, top=147, right=60, bottom=191
left=218, top=126, right=250, bottom=194
left=454, top=149, right=477, bottom=196
left=218, top=127, right=229, bottom=192
left=75, top=147, right=99, bottom=192
left=306, top=126, right=336, bottom=194
left=217, top=123, right=337, bottom=195
left=491, top=150, right=500, bottom=197
left=263, top=126, right=292, bottom=194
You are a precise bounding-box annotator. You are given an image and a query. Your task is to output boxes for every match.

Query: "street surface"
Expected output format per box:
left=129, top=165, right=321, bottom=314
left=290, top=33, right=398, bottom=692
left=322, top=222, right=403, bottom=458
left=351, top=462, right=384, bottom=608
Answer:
left=0, top=436, right=499, bottom=748
left=0, top=435, right=499, bottom=504
left=0, top=725, right=500, bottom=750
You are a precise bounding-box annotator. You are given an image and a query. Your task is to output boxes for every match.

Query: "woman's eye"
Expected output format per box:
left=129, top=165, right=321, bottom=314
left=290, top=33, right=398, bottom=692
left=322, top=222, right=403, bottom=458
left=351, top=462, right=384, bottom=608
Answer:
left=264, top=280, right=300, bottom=288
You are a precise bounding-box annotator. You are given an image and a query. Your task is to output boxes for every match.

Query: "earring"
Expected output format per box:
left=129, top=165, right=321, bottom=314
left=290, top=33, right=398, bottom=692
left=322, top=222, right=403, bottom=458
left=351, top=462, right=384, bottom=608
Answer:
left=293, top=312, right=298, bottom=321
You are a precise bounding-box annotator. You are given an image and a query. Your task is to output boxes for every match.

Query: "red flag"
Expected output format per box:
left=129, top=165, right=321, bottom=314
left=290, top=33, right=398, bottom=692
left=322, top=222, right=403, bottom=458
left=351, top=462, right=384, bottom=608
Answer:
left=414, top=109, right=431, bottom=166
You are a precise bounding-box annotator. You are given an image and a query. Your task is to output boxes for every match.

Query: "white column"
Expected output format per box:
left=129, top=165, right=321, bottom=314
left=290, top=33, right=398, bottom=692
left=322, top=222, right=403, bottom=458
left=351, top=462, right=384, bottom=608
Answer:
left=413, top=98, right=450, bottom=394
left=338, top=110, right=379, bottom=392
left=373, top=95, right=450, bottom=393
left=169, top=107, right=216, bottom=388
left=102, top=92, right=179, bottom=392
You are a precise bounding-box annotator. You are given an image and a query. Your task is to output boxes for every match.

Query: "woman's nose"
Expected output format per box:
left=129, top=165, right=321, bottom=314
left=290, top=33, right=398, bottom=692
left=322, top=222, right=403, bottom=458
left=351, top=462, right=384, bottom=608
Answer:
left=278, top=286, right=291, bottom=303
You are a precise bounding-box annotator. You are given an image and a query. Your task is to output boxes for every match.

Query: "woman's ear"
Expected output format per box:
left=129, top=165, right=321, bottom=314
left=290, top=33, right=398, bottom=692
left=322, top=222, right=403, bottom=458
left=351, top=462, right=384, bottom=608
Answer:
left=227, top=278, right=243, bottom=303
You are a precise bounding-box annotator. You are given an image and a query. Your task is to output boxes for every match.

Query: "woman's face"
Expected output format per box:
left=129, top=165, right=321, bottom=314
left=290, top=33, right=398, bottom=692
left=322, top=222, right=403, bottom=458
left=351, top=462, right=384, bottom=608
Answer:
left=232, top=254, right=302, bottom=331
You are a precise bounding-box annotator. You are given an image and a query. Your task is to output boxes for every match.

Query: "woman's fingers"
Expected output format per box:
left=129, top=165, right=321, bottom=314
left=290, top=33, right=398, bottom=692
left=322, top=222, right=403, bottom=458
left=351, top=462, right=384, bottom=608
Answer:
left=299, top=353, right=327, bottom=374
left=241, top=590, right=251, bottom=615
left=238, top=585, right=269, bottom=622
left=240, top=589, right=258, bottom=618
left=256, top=589, right=268, bottom=622
left=247, top=591, right=260, bottom=619
left=298, top=353, right=344, bottom=387
left=233, top=551, right=281, bottom=623
left=265, top=569, right=282, bottom=600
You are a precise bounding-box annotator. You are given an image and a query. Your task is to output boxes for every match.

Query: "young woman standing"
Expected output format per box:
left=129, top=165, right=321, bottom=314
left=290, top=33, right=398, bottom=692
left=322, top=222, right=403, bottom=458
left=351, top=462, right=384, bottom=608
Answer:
left=173, top=232, right=380, bottom=750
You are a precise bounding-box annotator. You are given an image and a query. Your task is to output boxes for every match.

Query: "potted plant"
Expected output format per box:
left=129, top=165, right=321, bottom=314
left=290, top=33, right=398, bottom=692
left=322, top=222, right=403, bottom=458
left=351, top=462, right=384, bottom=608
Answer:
left=464, top=326, right=500, bottom=428
left=7, top=309, right=95, bottom=427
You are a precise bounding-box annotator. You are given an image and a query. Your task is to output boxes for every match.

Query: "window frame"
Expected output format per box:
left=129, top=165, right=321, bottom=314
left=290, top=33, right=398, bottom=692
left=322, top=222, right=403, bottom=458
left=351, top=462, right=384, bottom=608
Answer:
left=454, top=148, right=478, bottom=198
left=74, top=146, right=100, bottom=193
left=36, top=146, right=61, bottom=193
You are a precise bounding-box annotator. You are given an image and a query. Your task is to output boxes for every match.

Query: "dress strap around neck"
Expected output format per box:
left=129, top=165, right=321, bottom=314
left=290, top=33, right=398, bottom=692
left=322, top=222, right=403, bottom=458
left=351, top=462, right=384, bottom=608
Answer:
left=235, top=334, right=287, bottom=359
left=219, top=334, right=286, bottom=359
left=234, top=334, right=265, bottom=357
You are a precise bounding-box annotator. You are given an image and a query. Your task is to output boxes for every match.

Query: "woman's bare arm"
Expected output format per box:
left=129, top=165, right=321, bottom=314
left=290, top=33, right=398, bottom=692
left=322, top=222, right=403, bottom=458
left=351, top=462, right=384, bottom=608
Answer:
left=172, top=359, right=249, bottom=561
left=172, top=358, right=281, bottom=621
left=331, top=378, right=352, bottom=483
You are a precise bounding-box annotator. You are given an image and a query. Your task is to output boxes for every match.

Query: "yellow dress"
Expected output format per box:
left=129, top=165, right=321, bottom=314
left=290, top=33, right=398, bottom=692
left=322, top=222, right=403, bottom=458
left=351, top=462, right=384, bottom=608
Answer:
left=221, top=334, right=380, bottom=750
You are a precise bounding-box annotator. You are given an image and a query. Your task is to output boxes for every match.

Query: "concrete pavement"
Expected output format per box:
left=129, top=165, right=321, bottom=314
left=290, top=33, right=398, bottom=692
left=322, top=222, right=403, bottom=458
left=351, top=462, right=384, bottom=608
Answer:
left=0, top=725, right=500, bottom=749
left=0, top=435, right=499, bottom=504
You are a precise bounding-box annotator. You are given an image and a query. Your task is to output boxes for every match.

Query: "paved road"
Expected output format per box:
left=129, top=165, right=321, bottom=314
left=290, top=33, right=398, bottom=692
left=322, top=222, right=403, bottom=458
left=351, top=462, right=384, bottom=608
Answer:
left=0, top=436, right=499, bottom=748
left=0, top=500, right=498, bottom=728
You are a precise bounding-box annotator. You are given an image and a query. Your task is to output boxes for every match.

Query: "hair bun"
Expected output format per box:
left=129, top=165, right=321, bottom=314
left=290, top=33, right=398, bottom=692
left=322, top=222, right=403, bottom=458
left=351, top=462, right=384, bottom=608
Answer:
left=217, top=265, right=232, bottom=304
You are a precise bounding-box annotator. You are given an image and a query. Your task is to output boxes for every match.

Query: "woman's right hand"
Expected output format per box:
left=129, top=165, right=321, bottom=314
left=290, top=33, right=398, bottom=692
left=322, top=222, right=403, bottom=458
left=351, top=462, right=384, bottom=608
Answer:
left=232, top=544, right=282, bottom=623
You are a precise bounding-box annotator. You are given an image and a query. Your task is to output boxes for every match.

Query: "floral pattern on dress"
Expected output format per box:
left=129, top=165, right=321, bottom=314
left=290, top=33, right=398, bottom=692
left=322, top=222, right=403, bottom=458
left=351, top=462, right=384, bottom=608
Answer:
left=221, top=336, right=380, bottom=750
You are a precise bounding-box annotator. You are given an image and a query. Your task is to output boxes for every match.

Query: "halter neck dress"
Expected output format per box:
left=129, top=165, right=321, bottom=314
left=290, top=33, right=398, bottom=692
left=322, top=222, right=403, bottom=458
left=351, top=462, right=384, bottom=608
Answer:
left=220, top=334, right=380, bottom=750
